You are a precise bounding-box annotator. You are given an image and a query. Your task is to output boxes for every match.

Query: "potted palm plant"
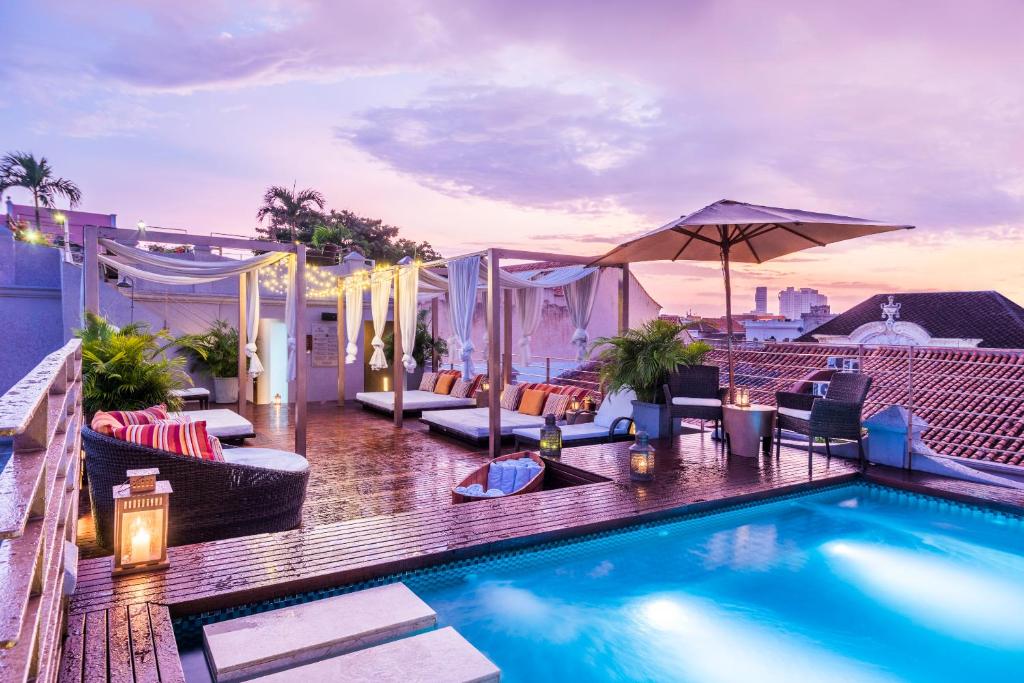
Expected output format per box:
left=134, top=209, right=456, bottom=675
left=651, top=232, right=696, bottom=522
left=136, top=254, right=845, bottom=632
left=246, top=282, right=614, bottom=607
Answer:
left=383, top=310, right=449, bottom=388
left=179, top=320, right=240, bottom=403
left=76, top=313, right=192, bottom=416
left=592, top=319, right=712, bottom=438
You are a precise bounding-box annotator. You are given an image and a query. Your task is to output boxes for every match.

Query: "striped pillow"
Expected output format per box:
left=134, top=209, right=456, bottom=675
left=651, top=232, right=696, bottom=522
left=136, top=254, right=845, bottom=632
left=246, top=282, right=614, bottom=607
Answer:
left=449, top=378, right=473, bottom=398
left=207, top=434, right=224, bottom=461
left=112, top=420, right=219, bottom=461
left=418, top=372, right=438, bottom=391
left=499, top=384, right=525, bottom=411
left=543, top=392, right=572, bottom=420
left=90, top=404, right=170, bottom=436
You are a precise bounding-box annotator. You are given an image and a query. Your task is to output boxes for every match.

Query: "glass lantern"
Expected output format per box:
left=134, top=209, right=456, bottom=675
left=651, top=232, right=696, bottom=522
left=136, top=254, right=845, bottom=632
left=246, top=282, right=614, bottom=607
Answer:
left=112, top=468, right=172, bottom=575
left=629, top=431, right=656, bottom=481
left=569, top=395, right=581, bottom=413
left=539, top=413, right=562, bottom=459
left=735, top=387, right=751, bottom=407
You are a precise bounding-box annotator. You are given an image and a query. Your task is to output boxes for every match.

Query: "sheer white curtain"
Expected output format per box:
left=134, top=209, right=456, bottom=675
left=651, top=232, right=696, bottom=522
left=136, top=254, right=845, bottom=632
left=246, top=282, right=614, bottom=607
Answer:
left=369, top=271, right=392, bottom=370
left=245, top=270, right=264, bottom=378
left=398, top=265, right=420, bottom=373
left=447, top=256, right=481, bottom=378
left=284, top=256, right=298, bottom=380
left=515, top=287, right=543, bottom=366
left=344, top=283, right=362, bottom=364
left=564, top=270, right=600, bottom=361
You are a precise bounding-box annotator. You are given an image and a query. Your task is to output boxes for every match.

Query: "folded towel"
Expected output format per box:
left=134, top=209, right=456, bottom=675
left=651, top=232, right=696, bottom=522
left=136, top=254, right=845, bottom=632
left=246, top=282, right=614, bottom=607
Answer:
left=485, top=488, right=505, bottom=497
left=487, top=462, right=505, bottom=491
left=498, top=462, right=517, bottom=493
left=512, top=463, right=542, bottom=492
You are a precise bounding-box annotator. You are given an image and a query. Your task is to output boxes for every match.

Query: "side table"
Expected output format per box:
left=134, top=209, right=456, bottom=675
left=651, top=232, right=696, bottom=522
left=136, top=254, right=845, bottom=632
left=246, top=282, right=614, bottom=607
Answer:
left=722, top=404, right=776, bottom=458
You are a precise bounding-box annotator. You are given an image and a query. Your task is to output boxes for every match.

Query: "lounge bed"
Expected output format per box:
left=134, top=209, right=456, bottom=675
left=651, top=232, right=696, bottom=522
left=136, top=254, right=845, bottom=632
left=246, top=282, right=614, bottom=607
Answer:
left=169, top=408, right=255, bottom=442
left=355, top=390, right=476, bottom=416
left=513, top=389, right=636, bottom=449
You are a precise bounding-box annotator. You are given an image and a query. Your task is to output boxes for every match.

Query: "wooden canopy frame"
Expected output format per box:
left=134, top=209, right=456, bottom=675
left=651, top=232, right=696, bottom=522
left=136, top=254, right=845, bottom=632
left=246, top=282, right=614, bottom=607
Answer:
left=82, top=225, right=310, bottom=456
left=359, top=247, right=631, bottom=457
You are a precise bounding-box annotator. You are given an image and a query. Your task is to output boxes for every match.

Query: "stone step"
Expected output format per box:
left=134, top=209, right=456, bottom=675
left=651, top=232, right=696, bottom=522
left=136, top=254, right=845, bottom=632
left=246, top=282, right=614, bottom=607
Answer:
left=203, top=583, right=437, bottom=682
left=253, top=627, right=500, bottom=683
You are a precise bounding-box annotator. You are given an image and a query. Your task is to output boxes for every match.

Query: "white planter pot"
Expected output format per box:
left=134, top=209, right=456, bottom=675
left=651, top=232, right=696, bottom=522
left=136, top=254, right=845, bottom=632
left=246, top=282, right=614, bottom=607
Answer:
left=213, top=376, right=239, bottom=404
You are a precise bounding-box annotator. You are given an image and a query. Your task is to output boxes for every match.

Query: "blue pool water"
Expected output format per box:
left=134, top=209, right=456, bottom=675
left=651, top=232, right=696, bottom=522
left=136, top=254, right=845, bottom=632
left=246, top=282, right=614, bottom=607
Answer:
left=402, top=485, right=1024, bottom=682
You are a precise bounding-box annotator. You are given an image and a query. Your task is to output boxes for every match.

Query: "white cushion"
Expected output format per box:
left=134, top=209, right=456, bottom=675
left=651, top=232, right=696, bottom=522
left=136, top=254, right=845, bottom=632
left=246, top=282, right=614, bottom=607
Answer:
left=222, top=447, right=309, bottom=473
left=594, top=389, right=637, bottom=428
left=171, top=387, right=210, bottom=398
left=171, top=409, right=254, bottom=438
left=514, top=419, right=631, bottom=443
left=670, top=397, right=722, bottom=408
left=420, top=408, right=548, bottom=439
left=778, top=406, right=812, bottom=421
left=356, top=391, right=476, bottom=411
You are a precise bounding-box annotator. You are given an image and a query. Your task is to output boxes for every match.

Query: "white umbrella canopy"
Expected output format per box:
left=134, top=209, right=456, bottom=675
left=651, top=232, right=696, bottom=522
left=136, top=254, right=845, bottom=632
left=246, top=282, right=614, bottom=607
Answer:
left=591, top=199, right=914, bottom=399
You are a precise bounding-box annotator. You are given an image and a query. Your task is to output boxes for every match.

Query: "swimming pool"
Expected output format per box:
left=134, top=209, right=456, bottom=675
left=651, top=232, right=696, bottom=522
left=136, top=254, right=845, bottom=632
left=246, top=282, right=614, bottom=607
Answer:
left=397, top=485, right=1024, bottom=682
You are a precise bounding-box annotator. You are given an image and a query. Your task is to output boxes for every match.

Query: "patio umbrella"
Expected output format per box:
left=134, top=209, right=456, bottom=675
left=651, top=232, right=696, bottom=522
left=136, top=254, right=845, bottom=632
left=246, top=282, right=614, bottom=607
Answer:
left=591, top=199, right=913, bottom=399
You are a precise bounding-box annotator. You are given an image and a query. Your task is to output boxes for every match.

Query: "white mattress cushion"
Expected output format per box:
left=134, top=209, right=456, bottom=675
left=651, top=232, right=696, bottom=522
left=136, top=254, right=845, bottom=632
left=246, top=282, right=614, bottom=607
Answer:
left=222, top=447, right=309, bottom=473
left=594, top=389, right=637, bottom=428
left=356, top=391, right=476, bottom=411
left=171, top=387, right=210, bottom=398
left=671, top=397, right=722, bottom=408
left=513, top=419, right=630, bottom=443
left=420, top=408, right=547, bottom=439
left=778, top=406, right=812, bottom=421
left=171, top=409, right=254, bottom=437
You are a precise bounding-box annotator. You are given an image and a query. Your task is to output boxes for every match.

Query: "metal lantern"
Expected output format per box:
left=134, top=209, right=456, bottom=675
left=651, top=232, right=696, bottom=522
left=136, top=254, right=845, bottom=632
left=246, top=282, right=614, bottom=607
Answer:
left=569, top=395, right=581, bottom=413
left=735, top=387, right=751, bottom=407
left=629, top=431, right=656, bottom=481
left=112, top=468, right=172, bottom=575
left=539, top=413, right=563, bottom=459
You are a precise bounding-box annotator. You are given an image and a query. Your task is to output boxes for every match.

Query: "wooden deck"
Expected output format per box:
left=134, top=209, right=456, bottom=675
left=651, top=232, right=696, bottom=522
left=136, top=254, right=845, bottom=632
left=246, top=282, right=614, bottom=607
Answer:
left=64, top=402, right=1024, bottom=682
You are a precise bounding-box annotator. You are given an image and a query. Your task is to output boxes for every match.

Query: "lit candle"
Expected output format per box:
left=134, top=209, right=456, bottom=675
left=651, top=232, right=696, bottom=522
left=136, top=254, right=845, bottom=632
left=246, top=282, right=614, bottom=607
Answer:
left=129, top=520, right=151, bottom=563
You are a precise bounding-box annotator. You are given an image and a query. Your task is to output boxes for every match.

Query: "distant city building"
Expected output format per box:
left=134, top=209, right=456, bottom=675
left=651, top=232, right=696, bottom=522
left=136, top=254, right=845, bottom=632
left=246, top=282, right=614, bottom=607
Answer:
left=744, top=304, right=836, bottom=343
left=754, top=286, right=768, bottom=315
left=797, top=291, right=1024, bottom=348
left=779, top=286, right=827, bottom=320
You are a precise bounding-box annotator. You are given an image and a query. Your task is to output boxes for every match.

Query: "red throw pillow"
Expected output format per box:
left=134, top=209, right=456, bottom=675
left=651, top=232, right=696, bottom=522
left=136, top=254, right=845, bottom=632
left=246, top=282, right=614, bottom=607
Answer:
left=113, top=420, right=220, bottom=461
left=91, top=404, right=170, bottom=436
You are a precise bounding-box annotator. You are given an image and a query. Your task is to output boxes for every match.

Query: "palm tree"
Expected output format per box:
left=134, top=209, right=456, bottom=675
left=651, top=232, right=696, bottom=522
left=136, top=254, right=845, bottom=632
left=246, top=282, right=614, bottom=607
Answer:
left=0, top=152, right=82, bottom=231
left=255, top=184, right=325, bottom=242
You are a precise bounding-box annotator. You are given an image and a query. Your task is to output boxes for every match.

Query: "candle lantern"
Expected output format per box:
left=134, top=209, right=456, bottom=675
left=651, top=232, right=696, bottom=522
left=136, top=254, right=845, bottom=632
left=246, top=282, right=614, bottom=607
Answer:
left=629, top=431, right=656, bottom=481
left=273, top=392, right=282, bottom=407
left=735, top=387, right=751, bottom=407
left=112, top=468, right=172, bottom=575
left=582, top=395, right=596, bottom=412
left=569, top=395, right=581, bottom=413
left=539, top=413, right=563, bottom=459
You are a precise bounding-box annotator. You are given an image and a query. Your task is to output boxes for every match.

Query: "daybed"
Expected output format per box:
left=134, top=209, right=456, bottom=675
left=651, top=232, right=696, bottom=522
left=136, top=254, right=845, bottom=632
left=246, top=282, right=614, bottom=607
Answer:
left=420, top=382, right=596, bottom=444
left=169, top=408, right=255, bottom=442
left=513, top=389, right=637, bottom=449
left=82, top=426, right=308, bottom=547
left=356, top=371, right=484, bottom=417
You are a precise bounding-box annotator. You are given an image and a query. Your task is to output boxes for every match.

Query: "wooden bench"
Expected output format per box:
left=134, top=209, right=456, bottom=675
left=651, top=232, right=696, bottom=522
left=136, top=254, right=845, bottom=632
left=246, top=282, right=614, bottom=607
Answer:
left=254, top=627, right=500, bottom=683
left=203, top=583, right=436, bottom=681
left=58, top=603, right=185, bottom=683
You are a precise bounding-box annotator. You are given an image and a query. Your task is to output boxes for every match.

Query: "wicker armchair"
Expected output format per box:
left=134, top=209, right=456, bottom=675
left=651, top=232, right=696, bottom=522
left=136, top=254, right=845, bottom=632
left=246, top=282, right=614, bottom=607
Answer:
left=775, top=372, right=872, bottom=466
left=662, top=365, right=728, bottom=436
left=82, top=427, right=309, bottom=548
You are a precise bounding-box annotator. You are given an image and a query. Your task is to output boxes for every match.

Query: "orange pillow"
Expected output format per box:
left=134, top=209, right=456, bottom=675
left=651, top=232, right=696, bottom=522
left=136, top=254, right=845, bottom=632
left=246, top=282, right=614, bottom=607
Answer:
left=518, top=388, right=548, bottom=416
left=90, top=404, right=170, bottom=436
left=434, top=373, right=456, bottom=395
left=112, top=420, right=220, bottom=461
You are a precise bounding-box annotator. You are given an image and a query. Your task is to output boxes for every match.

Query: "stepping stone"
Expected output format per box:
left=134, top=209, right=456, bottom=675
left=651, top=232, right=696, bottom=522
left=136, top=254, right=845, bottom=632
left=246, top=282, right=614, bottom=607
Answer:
left=254, top=627, right=500, bottom=682
left=203, top=583, right=437, bottom=682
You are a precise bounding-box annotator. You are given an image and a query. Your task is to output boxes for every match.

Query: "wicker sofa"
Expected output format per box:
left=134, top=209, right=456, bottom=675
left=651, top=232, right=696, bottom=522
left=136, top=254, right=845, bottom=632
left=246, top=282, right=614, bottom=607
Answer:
left=82, top=427, right=309, bottom=548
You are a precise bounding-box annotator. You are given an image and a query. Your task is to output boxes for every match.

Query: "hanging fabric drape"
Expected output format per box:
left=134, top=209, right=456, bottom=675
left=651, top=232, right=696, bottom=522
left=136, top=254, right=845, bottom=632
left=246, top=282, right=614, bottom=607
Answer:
left=99, top=239, right=288, bottom=277
left=369, top=270, right=392, bottom=370
left=344, top=281, right=362, bottom=364
left=284, top=255, right=298, bottom=380
left=446, top=256, right=481, bottom=378
left=245, top=270, right=264, bottom=378
left=564, top=270, right=600, bottom=361
left=398, top=264, right=420, bottom=373
left=515, top=287, right=543, bottom=367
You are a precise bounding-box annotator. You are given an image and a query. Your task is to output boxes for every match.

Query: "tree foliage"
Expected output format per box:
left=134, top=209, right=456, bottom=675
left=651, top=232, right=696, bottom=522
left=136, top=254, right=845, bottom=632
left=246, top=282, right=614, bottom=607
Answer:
left=255, top=184, right=325, bottom=242
left=176, top=320, right=240, bottom=378
left=0, top=151, right=82, bottom=231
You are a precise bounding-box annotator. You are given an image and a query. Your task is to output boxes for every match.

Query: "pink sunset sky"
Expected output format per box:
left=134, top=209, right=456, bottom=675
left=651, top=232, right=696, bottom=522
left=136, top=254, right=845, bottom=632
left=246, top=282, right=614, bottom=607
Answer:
left=3, top=1, right=1022, bottom=315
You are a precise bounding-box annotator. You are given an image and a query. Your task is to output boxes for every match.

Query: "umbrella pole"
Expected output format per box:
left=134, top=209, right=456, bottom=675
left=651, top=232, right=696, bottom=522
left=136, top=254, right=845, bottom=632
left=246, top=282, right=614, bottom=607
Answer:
left=721, top=241, right=735, bottom=403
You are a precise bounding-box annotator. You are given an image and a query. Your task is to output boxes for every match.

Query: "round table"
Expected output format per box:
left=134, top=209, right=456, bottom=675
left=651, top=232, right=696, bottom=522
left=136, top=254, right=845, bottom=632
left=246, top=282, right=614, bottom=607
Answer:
left=723, top=404, right=776, bottom=458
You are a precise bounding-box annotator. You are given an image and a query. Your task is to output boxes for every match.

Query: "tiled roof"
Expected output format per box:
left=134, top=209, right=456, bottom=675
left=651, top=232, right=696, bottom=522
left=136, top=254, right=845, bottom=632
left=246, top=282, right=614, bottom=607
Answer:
left=797, top=291, right=1024, bottom=348
left=705, top=343, right=1024, bottom=466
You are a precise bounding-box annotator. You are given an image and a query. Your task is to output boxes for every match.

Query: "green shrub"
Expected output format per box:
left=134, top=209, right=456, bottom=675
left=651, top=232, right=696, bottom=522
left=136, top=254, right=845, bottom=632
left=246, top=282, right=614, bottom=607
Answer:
left=177, top=320, right=239, bottom=378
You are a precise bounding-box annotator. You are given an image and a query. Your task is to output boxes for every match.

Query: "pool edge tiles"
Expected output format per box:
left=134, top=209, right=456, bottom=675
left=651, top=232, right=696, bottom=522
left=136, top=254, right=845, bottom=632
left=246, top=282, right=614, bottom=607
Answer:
left=171, top=480, right=1024, bottom=646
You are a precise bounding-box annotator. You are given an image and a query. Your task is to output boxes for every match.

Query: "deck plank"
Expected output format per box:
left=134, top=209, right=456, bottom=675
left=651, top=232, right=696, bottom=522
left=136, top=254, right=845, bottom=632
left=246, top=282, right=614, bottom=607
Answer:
left=107, top=606, right=134, bottom=683
left=57, top=612, right=85, bottom=683
left=128, top=603, right=160, bottom=683
left=82, top=611, right=107, bottom=683
left=148, top=604, right=186, bottom=683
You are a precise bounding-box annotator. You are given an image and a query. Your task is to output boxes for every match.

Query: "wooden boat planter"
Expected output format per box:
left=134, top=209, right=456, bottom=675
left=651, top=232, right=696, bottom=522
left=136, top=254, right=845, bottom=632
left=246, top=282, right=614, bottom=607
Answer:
left=452, top=451, right=546, bottom=504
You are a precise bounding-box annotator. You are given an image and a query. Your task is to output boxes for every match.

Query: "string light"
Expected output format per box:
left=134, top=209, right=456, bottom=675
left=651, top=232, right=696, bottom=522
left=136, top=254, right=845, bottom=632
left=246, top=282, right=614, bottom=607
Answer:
left=259, top=260, right=341, bottom=300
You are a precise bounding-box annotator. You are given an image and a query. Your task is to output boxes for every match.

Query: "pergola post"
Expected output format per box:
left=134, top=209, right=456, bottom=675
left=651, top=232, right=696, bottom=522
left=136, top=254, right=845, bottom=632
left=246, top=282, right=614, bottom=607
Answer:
left=393, top=268, right=404, bottom=427
left=619, top=264, right=631, bottom=334
left=295, top=245, right=308, bottom=457
left=502, top=289, right=513, bottom=388
left=430, top=297, right=439, bottom=371
left=237, top=273, right=248, bottom=417
left=83, top=224, right=99, bottom=316
left=486, top=249, right=501, bottom=458
left=336, top=277, right=345, bottom=404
